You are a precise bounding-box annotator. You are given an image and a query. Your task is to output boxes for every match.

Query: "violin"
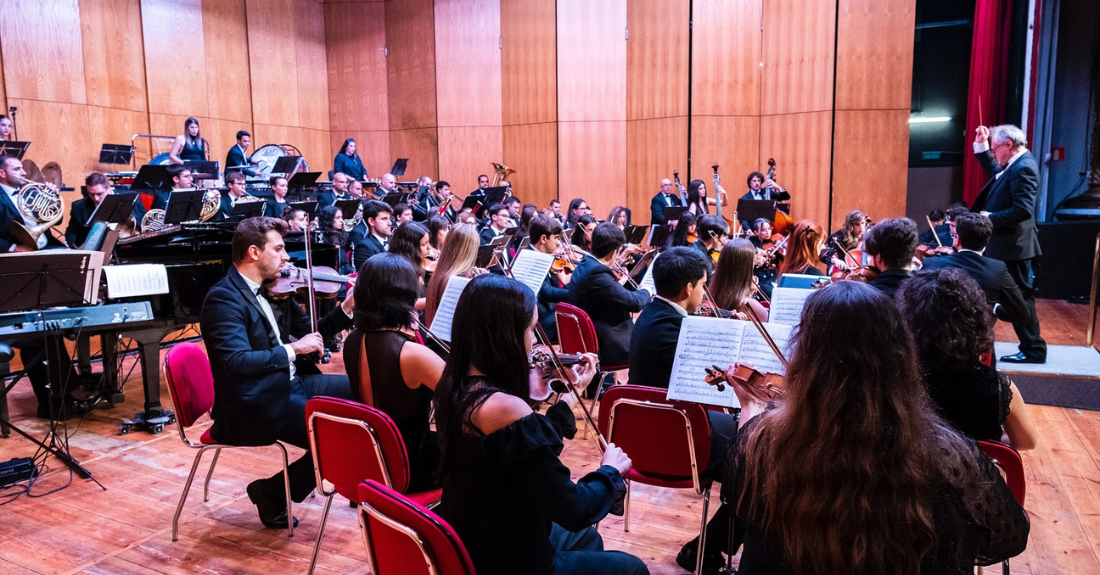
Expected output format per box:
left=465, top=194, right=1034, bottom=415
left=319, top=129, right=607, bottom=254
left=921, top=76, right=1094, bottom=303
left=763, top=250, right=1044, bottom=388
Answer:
left=704, top=363, right=786, bottom=403
left=265, top=265, right=350, bottom=300
left=830, top=265, right=880, bottom=284
left=551, top=254, right=578, bottom=274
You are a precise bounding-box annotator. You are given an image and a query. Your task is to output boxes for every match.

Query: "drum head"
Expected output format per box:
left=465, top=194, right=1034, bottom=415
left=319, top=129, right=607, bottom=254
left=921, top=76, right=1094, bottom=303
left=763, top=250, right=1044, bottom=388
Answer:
left=151, top=152, right=172, bottom=165
left=249, top=144, right=292, bottom=178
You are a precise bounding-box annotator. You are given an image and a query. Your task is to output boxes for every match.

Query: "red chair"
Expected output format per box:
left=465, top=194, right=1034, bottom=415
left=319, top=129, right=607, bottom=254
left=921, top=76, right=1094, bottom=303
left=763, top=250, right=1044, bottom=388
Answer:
left=978, top=440, right=1026, bottom=575
left=162, top=342, right=294, bottom=540
left=305, top=397, right=442, bottom=575
left=357, top=479, right=476, bottom=575
left=597, top=384, right=713, bottom=575
left=555, top=302, right=626, bottom=400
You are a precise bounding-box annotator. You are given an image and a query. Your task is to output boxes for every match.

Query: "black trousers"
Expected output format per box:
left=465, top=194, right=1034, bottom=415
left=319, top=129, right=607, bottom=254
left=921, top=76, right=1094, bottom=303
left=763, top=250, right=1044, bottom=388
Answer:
left=1004, top=258, right=1046, bottom=359
left=255, top=373, right=352, bottom=504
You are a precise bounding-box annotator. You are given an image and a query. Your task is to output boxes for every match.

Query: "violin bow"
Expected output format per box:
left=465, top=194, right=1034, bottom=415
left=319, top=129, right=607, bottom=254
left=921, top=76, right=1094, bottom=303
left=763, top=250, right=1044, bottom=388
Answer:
left=412, top=316, right=451, bottom=354
left=925, top=215, right=944, bottom=248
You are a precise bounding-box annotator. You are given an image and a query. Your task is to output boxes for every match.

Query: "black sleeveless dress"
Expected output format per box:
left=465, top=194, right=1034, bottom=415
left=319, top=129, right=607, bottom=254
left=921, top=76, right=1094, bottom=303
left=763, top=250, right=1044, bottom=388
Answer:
left=344, top=328, right=438, bottom=492
left=180, top=138, right=206, bottom=162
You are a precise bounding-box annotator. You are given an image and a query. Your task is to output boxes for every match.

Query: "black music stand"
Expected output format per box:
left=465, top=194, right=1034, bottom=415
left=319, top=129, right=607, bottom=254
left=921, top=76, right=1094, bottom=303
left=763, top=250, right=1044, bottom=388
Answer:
left=335, top=199, right=362, bottom=221
left=183, top=160, right=219, bottom=180
left=163, top=190, right=207, bottom=224
left=624, top=224, right=648, bottom=245
left=648, top=224, right=672, bottom=249
left=736, top=199, right=785, bottom=225
left=0, top=140, right=30, bottom=160
left=475, top=187, right=510, bottom=218
left=288, top=171, right=320, bottom=189
left=131, top=165, right=174, bottom=191
left=460, top=196, right=483, bottom=213
left=289, top=200, right=318, bottom=220
left=231, top=200, right=266, bottom=220
left=629, top=249, right=659, bottom=283
left=272, top=155, right=303, bottom=175
left=87, top=193, right=139, bottom=227
left=664, top=206, right=688, bottom=223
left=390, top=158, right=408, bottom=177
left=475, top=245, right=499, bottom=268
left=98, top=144, right=135, bottom=165
left=382, top=192, right=413, bottom=209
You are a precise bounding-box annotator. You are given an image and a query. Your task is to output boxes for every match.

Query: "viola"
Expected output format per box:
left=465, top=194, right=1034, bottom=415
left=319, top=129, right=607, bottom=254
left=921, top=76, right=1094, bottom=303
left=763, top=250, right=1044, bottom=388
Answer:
left=704, top=363, right=786, bottom=403
left=830, top=265, right=880, bottom=284
left=265, top=264, right=349, bottom=300
left=529, top=345, right=589, bottom=402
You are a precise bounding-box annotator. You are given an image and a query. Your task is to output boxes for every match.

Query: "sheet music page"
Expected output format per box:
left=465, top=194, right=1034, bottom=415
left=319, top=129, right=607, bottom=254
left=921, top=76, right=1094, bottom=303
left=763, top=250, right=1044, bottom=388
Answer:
left=637, top=252, right=659, bottom=295
left=82, top=251, right=105, bottom=303
left=103, top=263, right=168, bottom=299
left=428, top=275, right=471, bottom=342
left=739, top=322, right=793, bottom=375
left=768, top=287, right=812, bottom=325
left=667, top=316, right=744, bottom=408
left=509, top=250, right=555, bottom=297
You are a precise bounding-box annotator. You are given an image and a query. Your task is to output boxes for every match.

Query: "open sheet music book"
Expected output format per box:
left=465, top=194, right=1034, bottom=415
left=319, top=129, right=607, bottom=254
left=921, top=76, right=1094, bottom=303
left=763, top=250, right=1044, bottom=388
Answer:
left=767, top=286, right=814, bottom=325
left=509, top=250, right=555, bottom=297
left=666, top=316, right=793, bottom=408
left=637, top=252, right=659, bottom=294
left=428, top=276, right=471, bottom=342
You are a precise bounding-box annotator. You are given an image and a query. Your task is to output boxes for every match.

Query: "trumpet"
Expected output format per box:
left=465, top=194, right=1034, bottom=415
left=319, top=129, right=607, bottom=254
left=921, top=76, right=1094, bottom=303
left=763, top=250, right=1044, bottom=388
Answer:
left=12, top=175, right=64, bottom=249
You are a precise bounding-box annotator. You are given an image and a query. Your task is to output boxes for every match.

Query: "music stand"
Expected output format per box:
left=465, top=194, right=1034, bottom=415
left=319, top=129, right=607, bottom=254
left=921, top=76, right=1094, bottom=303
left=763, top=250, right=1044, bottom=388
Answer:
left=231, top=200, right=266, bottom=220
left=163, top=190, right=207, bottom=225
left=87, top=193, right=139, bottom=226
left=382, top=192, right=413, bottom=209
left=335, top=199, right=363, bottom=221
left=289, top=200, right=318, bottom=220
left=736, top=199, right=780, bottom=225
left=648, top=224, right=672, bottom=248
left=287, top=171, right=320, bottom=189
left=460, top=196, right=483, bottom=213
left=0, top=141, right=30, bottom=160
left=272, top=155, right=303, bottom=175
left=390, top=158, right=408, bottom=177
left=98, top=144, right=135, bottom=165
left=0, top=251, right=102, bottom=312
left=475, top=245, right=499, bottom=268
left=663, top=206, right=687, bottom=223
left=629, top=249, right=659, bottom=283
left=184, top=160, right=219, bottom=180
left=131, top=165, right=174, bottom=190
left=623, top=224, right=648, bottom=245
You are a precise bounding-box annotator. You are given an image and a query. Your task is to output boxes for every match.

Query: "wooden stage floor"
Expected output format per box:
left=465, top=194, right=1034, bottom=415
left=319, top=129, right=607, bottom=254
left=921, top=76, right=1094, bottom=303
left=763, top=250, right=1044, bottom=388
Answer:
left=0, top=299, right=1097, bottom=574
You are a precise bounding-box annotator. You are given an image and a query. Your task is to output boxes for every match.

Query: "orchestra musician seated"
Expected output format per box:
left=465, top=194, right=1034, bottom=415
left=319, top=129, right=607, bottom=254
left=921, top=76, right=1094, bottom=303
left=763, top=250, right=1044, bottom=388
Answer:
left=898, top=269, right=1038, bottom=450
left=693, top=215, right=729, bottom=268
left=265, top=175, right=289, bottom=220
left=567, top=222, right=651, bottom=379
left=348, top=179, right=365, bottom=199
left=225, top=130, right=259, bottom=178
left=919, top=208, right=953, bottom=249
left=723, top=281, right=1029, bottom=574
left=526, top=215, right=572, bottom=342
left=572, top=214, right=597, bottom=253
left=504, top=196, right=522, bottom=228
left=66, top=173, right=145, bottom=248
left=433, top=274, right=648, bottom=575
left=709, top=239, right=769, bottom=322
left=153, top=164, right=194, bottom=211
left=318, top=172, right=350, bottom=209
left=345, top=253, right=444, bottom=491
left=650, top=178, right=683, bottom=226
left=0, top=114, right=12, bottom=141
left=863, top=217, right=920, bottom=298
left=199, top=217, right=355, bottom=529
left=333, top=138, right=366, bottom=181
left=665, top=212, right=697, bottom=250
left=346, top=199, right=393, bottom=272
left=426, top=214, right=450, bottom=251
left=776, top=220, right=826, bottom=278
left=387, top=221, right=431, bottom=312
left=479, top=204, right=511, bottom=246
left=564, top=198, right=591, bottom=230
left=283, top=207, right=308, bottom=232
left=823, top=209, right=867, bottom=270
left=919, top=212, right=1029, bottom=325
left=747, top=219, right=779, bottom=298
left=426, top=223, right=484, bottom=327
left=392, top=202, right=415, bottom=224
left=215, top=171, right=250, bottom=220
left=549, top=198, right=565, bottom=223
left=739, top=170, right=790, bottom=202
left=377, top=173, right=398, bottom=196
left=469, top=173, right=490, bottom=197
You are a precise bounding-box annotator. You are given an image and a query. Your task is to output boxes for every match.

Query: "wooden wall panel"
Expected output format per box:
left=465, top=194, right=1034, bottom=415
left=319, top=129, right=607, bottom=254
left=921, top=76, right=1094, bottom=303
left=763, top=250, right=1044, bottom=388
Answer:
left=86, top=107, right=150, bottom=171
left=80, top=0, right=146, bottom=112
left=831, top=110, right=910, bottom=226
left=0, top=0, right=87, bottom=104
left=759, top=111, right=832, bottom=228
left=503, top=122, right=557, bottom=209
left=558, top=121, right=626, bottom=217
left=626, top=0, right=688, bottom=121
left=203, top=0, right=253, bottom=123
left=389, top=128, right=438, bottom=180
left=294, top=0, right=330, bottom=132
left=386, top=0, right=436, bottom=130
left=691, top=0, right=762, bottom=118
left=9, top=99, right=91, bottom=214
left=500, top=0, right=556, bottom=126
left=556, top=0, right=626, bottom=123
left=627, top=117, right=687, bottom=225
left=141, top=0, right=208, bottom=116
left=325, top=2, right=388, bottom=131
left=690, top=116, right=762, bottom=204
left=437, top=126, right=504, bottom=187
left=836, top=0, right=915, bottom=111
left=246, top=0, right=299, bottom=126
left=760, top=0, right=835, bottom=116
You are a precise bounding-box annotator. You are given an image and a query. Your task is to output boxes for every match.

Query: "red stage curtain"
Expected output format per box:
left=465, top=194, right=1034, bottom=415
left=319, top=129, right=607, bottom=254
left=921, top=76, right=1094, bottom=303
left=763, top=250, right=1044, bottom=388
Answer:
left=963, top=0, right=1014, bottom=206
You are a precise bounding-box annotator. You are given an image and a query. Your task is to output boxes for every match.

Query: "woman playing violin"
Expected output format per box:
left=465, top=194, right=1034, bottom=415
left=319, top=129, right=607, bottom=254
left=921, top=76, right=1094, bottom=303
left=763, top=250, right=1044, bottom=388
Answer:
left=425, top=223, right=485, bottom=326
left=709, top=239, right=769, bottom=322
left=388, top=221, right=432, bottom=313
left=777, top=220, right=827, bottom=278
left=823, top=209, right=867, bottom=271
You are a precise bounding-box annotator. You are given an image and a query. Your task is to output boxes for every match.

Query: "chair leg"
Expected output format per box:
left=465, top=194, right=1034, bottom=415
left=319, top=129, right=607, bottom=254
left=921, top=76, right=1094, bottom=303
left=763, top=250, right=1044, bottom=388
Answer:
left=623, top=479, right=631, bottom=533
left=173, top=446, right=213, bottom=542
left=307, top=494, right=334, bottom=575
left=276, top=443, right=294, bottom=538
left=695, top=484, right=712, bottom=575
left=202, top=449, right=221, bottom=502
left=1002, top=559, right=1010, bottom=575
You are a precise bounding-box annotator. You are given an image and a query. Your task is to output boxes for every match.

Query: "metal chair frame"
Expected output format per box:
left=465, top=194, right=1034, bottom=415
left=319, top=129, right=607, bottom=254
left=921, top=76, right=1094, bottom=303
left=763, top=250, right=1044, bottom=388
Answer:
left=358, top=499, right=441, bottom=575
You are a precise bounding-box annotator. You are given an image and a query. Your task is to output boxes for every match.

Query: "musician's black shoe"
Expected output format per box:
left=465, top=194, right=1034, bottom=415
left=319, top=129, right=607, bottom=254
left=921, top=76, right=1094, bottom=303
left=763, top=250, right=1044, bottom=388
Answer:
left=676, top=541, right=725, bottom=575
left=247, top=480, right=299, bottom=529
left=1000, top=352, right=1045, bottom=364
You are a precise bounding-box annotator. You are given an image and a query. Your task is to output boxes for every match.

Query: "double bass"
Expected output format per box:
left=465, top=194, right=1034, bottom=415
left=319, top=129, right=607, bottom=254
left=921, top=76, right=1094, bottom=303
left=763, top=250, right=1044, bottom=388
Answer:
left=765, top=158, right=794, bottom=235
left=711, top=164, right=738, bottom=236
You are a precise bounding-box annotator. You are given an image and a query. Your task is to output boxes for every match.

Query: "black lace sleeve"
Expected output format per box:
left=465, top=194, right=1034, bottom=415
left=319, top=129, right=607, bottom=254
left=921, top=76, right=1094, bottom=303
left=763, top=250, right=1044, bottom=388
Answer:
left=945, top=437, right=1030, bottom=565
left=996, top=373, right=1013, bottom=424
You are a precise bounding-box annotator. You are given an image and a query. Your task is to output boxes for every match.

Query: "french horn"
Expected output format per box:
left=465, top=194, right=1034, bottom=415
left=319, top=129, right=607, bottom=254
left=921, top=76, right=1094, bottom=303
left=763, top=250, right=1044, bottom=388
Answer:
left=11, top=175, right=64, bottom=249
left=140, top=208, right=166, bottom=233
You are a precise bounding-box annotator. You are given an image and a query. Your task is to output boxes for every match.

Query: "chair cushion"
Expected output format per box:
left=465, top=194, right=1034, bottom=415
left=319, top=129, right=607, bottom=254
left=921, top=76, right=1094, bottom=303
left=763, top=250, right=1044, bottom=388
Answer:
left=407, top=488, right=442, bottom=508
left=306, top=397, right=413, bottom=499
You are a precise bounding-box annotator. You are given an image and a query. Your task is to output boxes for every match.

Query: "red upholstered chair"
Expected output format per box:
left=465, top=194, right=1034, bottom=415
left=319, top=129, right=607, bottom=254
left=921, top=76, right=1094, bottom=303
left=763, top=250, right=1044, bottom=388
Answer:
left=357, top=479, right=476, bottom=575
left=162, top=342, right=294, bottom=541
left=305, top=397, right=442, bottom=575
left=597, top=384, right=713, bottom=575
left=555, top=302, right=625, bottom=407
left=977, top=440, right=1026, bottom=575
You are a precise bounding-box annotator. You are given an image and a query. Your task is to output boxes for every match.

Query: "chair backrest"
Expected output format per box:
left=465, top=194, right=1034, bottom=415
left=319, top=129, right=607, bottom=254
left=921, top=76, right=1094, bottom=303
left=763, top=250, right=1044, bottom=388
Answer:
left=597, top=385, right=711, bottom=488
left=555, top=302, right=598, bottom=356
left=978, top=440, right=1026, bottom=505
left=162, top=343, right=216, bottom=430
left=306, top=397, right=412, bottom=501
left=357, top=480, right=477, bottom=575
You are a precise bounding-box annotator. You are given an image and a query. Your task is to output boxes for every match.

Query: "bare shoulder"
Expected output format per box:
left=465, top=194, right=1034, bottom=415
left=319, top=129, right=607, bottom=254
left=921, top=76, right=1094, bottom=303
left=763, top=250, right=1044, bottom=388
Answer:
left=471, top=392, right=533, bottom=435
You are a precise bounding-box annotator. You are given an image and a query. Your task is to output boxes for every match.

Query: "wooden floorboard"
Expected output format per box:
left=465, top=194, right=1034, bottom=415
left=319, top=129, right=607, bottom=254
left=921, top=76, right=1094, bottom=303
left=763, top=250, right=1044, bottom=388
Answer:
left=0, top=299, right=1096, bottom=574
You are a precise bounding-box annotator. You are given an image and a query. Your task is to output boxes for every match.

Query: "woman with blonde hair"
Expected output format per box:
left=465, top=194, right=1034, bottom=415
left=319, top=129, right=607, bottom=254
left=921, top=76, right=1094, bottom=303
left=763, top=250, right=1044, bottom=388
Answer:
left=709, top=239, right=768, bottom=322
left=777, top=220, right=826, bottom=277
left=426, top=223, right=484, bottom=325
left=824, top=209, right=868, bottom=268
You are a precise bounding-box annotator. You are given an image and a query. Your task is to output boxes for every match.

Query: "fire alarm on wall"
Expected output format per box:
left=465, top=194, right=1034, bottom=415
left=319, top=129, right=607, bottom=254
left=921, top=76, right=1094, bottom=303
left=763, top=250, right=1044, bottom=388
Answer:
left=1050, top=147, right=1065, bottom=162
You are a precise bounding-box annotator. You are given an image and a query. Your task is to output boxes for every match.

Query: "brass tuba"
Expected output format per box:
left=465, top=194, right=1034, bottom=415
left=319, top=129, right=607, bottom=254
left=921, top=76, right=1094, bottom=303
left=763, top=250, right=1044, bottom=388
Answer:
left=490, top=162, right=515, bottom=187
left=11, top=175, right=64, bottom=249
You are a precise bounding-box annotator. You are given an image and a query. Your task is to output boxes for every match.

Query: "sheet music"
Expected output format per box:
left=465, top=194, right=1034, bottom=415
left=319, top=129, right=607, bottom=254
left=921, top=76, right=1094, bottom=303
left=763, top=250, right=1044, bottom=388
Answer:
left=739, top=322, right=793, bottom=375
left=768, top=287, right=813, bottom=325
left=82, top=251, right=105, bottom=304
left=637, top=252, right=659, bottom=295
left=103, top=264, right=169, bottom=299
left=667, top=316, right=743, bottom=408
left=509, top=250, right=555, bottom=297
left=428, top=275, right=471, bottom=342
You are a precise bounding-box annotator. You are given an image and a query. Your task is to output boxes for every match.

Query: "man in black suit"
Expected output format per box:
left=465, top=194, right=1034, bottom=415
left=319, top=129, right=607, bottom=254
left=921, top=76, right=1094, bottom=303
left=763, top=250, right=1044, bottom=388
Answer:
left=739, top=171, right=791, bottom=202
left=224, top=130, right=259, bottom=177
left=864, top=217, right=918, bottom=298
left=0, top=155, right=53, bottom=251
left=346, top=199, right=392, bottom=272
left=971, top=124, right=1046, bottom=363
left=479, top=203, right=511, bottom=245
left=215, top=170, right=250, bottom=220
left=650, top=178, right=683, bottom=226
left=318, top=171, right=350, bottom=208
left=527, top=215, right=571, bottom=341
left=470, top=174, right=490, bottom=197
left=921, top=212, right=1028, bottom=324
left=567, top=223, right=651, bottom=371
left=65, top=172, right=145, bottom=248
left=200, top=217, right=355, bottom=529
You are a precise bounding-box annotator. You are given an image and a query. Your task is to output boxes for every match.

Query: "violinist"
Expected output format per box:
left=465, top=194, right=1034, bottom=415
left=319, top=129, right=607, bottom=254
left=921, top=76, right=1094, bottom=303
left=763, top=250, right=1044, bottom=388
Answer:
left=693, top=215, right=729, bottom=269
left=625, top=246, right=740, bottom=572
left=748, top=218, right=780, bottom=297
left=527, top=215, right=572, bottom=342
left=823, top=209, right=867, bottom=270
left=564, top=197, right=591, bottom=230
left=200, top=216, right=355, bottom=530
left=426, top=214, right=450, bottom=250
left=388, top=221, right=432, bottom=312
left=572, top=214, right=597, bottom=252
left=710, top=239, right=769, bottom=322
left=608, top=205, right=630, bottom=230
left=567, top=222, right=651, bottom=377
left=863, top=217, right=919, bottom=298
left=425, top=223, right=484, bottom=326
left=665, top=211, right=698, bottom=249
left=345, top=253, right=444, bottom=491
left=776, top=220, right=826, bottom=278
left=919, top=208, right=953, bottom=248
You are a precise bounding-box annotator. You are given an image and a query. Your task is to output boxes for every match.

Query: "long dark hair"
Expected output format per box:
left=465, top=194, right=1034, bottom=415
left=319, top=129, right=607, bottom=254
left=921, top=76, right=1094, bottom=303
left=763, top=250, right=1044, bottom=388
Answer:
left=566, top=198, right=585, bottom=226
left=737, top=281, right=969, bottom=574
left=316, top=205, right=346, bottom=247
left=434, top=275, right=537, bottom=478
left=353, top=253, right=419, bottom=331
left=686, top=179, right=706, bottom=211
left=667, top=212, right=697, bottom=248
left=338, top=138, right=358, bottom=157
left=710, top=239, right=755, bottom=310
left=389, top=221, right=429, bottom=277
left=183, top=117, right=203, bottom=148
left=898, top=268, right=994, bottom=371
